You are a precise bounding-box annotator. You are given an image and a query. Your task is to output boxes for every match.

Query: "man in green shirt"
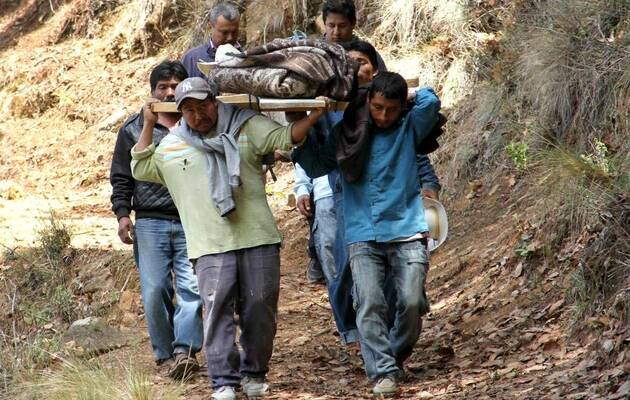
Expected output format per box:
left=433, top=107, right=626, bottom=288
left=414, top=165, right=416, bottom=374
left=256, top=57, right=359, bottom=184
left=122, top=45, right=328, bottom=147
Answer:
left=131, top=77, right=324, bottom=400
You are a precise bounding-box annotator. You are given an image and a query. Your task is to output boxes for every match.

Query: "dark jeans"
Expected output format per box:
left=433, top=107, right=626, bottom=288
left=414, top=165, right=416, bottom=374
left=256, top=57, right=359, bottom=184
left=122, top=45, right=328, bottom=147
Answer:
left=307, top=194, right=321, bottom=268
left=194, top=244, right=280, bottom=389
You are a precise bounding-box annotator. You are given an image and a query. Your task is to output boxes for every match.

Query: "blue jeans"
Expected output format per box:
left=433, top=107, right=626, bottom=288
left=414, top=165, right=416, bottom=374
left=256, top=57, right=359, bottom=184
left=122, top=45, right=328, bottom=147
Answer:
left=133, top=218, right=203, bottom=361
left=326, top=177, right=359, bottom=344
left=348, top=240, right=429, bottom=380
left=313, top=196, right=337, bottom=283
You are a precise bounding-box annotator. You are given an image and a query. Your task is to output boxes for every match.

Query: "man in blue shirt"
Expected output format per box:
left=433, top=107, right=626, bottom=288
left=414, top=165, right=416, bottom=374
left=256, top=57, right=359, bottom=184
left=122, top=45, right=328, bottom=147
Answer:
left=294, top=71, right=440, bottom=396
left=181, top=2, right=241, bottom=78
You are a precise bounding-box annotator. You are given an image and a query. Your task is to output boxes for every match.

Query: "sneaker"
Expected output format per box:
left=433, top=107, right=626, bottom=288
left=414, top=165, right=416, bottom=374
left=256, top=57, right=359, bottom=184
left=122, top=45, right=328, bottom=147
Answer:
left=305, top=258, right=325, bottom=284
left=211, top=386, right=237, bottom=400
left=241, top=376, right=270, bottom=399
left=372, top=375, right=398, bottom=396
left=168, top=352, right=199, bottom=381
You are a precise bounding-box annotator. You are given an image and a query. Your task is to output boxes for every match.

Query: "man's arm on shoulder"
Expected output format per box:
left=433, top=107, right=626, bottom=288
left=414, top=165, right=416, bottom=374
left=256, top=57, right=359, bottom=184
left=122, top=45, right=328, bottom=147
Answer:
left=246, top=108, right=326, bottom=155
left=245, top=115, right=296, bottom=155
left=409, top=88, right=441, bottom=145
left=292, top=122, right=338, bottom=179
left=110, top=120, right=135, bottom=220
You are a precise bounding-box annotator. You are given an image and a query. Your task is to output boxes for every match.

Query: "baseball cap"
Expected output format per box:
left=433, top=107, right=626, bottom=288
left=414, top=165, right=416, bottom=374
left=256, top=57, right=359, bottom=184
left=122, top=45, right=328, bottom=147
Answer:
left=175, top=77, right=216, bottom=110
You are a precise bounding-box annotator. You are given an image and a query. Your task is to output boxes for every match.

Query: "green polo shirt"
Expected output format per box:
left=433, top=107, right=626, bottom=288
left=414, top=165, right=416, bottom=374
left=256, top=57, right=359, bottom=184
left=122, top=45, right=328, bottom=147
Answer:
left=131, top=115, right=295, bottom=259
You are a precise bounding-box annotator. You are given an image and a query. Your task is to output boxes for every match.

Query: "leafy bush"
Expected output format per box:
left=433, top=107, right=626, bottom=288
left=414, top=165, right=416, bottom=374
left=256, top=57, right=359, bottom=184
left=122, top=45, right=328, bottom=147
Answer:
left=506, top=141, right=528, bottom=172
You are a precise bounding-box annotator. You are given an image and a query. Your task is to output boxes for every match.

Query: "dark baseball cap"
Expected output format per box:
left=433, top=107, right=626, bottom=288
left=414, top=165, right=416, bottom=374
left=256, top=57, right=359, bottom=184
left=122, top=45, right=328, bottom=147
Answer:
left=175, top=77, right=217, bottom=110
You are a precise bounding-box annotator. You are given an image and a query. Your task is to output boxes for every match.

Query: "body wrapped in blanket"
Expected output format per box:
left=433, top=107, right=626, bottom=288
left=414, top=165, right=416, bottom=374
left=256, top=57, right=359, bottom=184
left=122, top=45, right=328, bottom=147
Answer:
left=204, top=39, right=358, bottom=101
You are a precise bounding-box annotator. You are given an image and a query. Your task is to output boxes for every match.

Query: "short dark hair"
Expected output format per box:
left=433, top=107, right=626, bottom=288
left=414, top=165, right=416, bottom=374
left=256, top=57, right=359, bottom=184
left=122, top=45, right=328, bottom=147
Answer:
left=369, top=72, right=408, bottom=104
left=149, top=60, right=188, bottom=92
left=342, top=39, right=378, bottom=70
left=322, top=0, right=356, bottom=25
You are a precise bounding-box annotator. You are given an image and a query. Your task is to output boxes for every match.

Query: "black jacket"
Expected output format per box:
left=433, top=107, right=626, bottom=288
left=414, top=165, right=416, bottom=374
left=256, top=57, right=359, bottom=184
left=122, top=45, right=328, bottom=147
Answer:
left=110, top=112, right=179, bottom=221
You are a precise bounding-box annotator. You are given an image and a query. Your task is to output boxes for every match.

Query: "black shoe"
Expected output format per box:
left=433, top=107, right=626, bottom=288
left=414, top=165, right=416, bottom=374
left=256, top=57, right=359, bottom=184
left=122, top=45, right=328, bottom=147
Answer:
left=305, top=259, right=325, bottom=284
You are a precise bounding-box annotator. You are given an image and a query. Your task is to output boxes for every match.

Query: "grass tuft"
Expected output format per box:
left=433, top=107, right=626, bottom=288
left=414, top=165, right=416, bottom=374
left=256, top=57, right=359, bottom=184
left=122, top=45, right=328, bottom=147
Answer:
left=36, top=212, right=72, bottom=268
left=26, top=357, right=182, bottom=400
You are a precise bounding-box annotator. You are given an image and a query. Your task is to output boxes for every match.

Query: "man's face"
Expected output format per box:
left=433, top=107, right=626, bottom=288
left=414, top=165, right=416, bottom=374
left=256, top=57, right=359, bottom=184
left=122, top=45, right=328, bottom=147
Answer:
left=368, top=92, right=403, bottom=129
left=348, top=50, right=377, bottom=86
left=210, top=15, right=240, bottom=46
left=152, top=77, right=181, bottom=101
left=324, top=13, right=354, bottom=43
left=180, top=98, right=218, bottom=133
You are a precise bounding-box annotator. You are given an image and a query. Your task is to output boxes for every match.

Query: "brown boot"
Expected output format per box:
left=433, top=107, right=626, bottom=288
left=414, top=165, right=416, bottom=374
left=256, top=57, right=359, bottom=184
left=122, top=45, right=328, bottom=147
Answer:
left=168, top=352, right=199, bottom=381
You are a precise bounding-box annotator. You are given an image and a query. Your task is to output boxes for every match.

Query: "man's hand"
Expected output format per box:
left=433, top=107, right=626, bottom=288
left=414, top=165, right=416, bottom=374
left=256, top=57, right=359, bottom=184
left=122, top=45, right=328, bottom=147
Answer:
left=274, top=149, right=292, bottom=163
left=296, top=195, right=312, bottom=218
left=422, top=189, right=439, bottom=201
left=142, top=98, right=160, bottom=126
left=136, top=98, right=160, bottom=151
left=117, top=217, right=134, bottom=244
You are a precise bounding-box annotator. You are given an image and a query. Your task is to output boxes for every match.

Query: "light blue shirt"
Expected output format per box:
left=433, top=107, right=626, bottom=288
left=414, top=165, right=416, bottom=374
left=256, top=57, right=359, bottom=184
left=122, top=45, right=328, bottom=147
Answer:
left=294, top=163, right=333, bottom=202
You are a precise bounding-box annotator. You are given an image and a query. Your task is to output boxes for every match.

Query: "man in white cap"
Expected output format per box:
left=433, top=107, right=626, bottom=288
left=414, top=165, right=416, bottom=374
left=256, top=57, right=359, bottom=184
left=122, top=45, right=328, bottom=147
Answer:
left=131, top=77, right=326, bottom=400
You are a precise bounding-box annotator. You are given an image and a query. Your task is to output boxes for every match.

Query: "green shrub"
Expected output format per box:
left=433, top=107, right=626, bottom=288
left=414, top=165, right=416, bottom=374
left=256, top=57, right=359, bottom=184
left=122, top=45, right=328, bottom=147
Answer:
left=36, top=213, right=71, bottom=268
left=506, top=141, right=528, bottom=172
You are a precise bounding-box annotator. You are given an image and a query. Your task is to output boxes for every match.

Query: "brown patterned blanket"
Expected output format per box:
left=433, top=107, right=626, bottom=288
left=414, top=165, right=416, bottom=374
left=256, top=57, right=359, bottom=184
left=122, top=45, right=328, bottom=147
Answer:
left=206, top=39, right=358, bottom=101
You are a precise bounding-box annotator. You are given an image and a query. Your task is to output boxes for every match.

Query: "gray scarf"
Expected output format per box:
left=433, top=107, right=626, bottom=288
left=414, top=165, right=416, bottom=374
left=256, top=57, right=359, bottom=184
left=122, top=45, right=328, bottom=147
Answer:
left=172, top=101, right=258, bottom=216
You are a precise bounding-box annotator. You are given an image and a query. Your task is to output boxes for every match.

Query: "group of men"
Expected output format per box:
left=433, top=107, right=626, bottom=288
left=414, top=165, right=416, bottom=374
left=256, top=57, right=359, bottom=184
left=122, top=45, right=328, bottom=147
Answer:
left=110, top=1, right=442, bottom=399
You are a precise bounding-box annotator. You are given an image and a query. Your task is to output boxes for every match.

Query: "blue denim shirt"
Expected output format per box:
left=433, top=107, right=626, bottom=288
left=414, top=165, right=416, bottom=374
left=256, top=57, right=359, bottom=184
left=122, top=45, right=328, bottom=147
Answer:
left=295, top=88, right=441, bottom=244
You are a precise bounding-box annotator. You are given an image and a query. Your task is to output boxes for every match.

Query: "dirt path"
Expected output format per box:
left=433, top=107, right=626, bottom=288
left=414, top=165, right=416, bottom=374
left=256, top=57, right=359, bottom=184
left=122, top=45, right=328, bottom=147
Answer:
left=82, top=190, right=624, bottom=400
left=2, top=162, right=625, bottom=399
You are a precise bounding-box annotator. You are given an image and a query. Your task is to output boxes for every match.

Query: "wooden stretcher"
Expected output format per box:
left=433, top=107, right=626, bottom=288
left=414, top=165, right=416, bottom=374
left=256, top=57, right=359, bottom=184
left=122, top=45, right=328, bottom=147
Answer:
left=151, top=94, right=347, bottom=113
left=150, top=76, right=420, bottom=114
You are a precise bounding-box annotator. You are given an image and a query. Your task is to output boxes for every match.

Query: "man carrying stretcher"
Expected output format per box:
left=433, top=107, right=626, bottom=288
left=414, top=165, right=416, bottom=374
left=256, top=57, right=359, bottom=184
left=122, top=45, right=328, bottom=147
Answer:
left=131, top=77, right=329, bottom=400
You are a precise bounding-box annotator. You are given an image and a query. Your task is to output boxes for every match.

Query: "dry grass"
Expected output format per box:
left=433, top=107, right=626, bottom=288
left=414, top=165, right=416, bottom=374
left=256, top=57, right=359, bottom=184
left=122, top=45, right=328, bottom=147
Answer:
left=169, top=0, right=216, bottom=52
left=437, top=82, right=523, bottom=189
left=370, top=0, right=469, bottom=51
left=430, top=0, right=630, bottom=323
left=515, top=0, right=630, bottom=151
left=440, top=0, right=629, bottom=184
left=0, top=212, right=136, bottom=394
left=531, top=140, right=629, bottom=321
left=52, top=0, right=121, bottom=43
left=14, top=357, right=182, bottom=400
